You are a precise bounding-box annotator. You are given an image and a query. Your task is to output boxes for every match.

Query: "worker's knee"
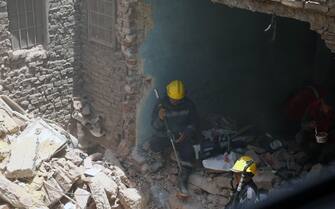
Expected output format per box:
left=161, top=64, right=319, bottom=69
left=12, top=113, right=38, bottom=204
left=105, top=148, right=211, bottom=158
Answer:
left=149, top=136, right=170, bottom=153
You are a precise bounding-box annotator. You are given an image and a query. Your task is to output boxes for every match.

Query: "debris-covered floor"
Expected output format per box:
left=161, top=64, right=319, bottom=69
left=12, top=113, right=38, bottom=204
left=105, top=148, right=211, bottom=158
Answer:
left=133, top=114, right=334, bottom=209
left=1, top=94, right=334, bottom=209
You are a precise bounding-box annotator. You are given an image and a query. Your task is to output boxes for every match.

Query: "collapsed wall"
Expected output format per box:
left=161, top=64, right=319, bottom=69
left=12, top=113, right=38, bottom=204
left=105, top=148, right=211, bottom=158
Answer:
left=78, top=0, right=148, bottom=154
left=0, top=0, right=79, bottom=124
left=211, top=0, right=335, bottom=53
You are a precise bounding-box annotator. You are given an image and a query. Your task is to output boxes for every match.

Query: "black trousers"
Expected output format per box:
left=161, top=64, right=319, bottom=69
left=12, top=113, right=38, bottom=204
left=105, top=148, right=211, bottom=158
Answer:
left=149, top=135, right=195, bottom=166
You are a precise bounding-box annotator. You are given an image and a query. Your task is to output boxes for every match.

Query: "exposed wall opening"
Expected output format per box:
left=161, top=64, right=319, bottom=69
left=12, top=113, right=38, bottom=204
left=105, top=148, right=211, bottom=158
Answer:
left=138, top=0, right=335, bottom=145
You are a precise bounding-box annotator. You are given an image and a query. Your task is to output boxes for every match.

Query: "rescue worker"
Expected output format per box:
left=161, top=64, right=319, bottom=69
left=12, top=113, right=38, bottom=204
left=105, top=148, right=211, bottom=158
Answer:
left=296, top=96, right=335, bottom=163
left=226, top=156, right=258, bottom=209
left=150, top=80, right=197, bottom=198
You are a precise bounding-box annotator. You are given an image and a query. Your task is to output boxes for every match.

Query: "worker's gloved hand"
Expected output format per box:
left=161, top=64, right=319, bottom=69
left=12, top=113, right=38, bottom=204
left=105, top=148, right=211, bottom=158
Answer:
left=158, top=108, right=166, bottom=120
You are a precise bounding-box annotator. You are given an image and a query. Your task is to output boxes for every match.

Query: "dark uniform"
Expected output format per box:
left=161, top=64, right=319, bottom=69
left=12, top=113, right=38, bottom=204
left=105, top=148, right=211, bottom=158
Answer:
left=226, top=180, right=259, bottom=209
left=150, top=96, right=197, bottom=167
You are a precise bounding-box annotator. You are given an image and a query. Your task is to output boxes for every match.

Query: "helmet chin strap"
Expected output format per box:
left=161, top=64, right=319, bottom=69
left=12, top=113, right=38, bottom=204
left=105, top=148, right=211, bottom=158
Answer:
left=227, top=160, right=255, bottom=208
left=236, top=160, right=255, bottom=193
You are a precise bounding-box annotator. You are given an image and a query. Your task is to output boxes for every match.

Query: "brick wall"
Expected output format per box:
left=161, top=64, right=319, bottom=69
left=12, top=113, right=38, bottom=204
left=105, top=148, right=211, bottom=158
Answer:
left=212, top=0, right=335, bottom=53
left=79, top=0, right=147, bottom=155
left=0, top=0, right=79, bottom=124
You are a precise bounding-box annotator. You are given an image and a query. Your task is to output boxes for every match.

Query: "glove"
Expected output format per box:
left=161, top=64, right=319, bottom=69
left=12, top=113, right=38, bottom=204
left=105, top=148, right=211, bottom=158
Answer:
left=158, top=108, right=166, bottom=120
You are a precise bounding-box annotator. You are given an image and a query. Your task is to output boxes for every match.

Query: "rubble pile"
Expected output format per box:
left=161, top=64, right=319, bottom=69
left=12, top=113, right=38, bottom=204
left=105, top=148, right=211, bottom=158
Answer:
left=0, top=96, right=144, bottom=209
left=142, top=114, right=324, bottom=209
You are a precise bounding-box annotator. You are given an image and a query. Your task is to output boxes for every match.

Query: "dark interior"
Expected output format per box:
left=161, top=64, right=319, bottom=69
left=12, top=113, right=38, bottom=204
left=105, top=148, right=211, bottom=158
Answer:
left=138, top=0, right=335, bottom=144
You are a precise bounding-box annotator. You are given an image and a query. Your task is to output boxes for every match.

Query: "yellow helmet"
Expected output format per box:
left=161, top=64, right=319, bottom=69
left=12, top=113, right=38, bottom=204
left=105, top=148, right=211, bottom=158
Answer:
left=166, top=80, right=185, bottom=100
left=231, top=156, right=257, bottom=175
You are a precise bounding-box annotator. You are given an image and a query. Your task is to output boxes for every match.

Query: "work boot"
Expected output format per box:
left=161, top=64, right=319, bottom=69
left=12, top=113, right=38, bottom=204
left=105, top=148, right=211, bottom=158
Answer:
left=177, top=167, right=191, bottom=198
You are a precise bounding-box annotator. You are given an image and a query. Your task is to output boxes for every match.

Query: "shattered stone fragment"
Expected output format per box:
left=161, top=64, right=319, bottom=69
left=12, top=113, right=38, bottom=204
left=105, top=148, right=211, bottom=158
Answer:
left=189, top=173, right=229, bottom=195
left=43, top=177, right=64, bottom=206
left=0, top=175, right=35, bottom=208
left=253, top=169, right=279, bottom=190
left=65, top=148, right=87, bottom=165
left=74, top=188, right=91, bottom=209
left=0, top=204, right=10, bottom=209
left=6, top=136, right=38, bottom=179
left=119, top=188, right=144, bottom=209
left=90, top=171, right=118, bottom=195
left=88, top=177, right=112, bottom=209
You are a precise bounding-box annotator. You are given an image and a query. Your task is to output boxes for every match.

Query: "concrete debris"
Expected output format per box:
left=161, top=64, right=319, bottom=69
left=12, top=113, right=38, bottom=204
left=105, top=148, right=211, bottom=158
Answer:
left=5, top=136, right=38, bottom=179
left=74, top=188, right=91, bottom=209
left=253, top=169, right=279, bottom=190
left=0, top=204, right=10, bottom=209
left=189, top=173, right=227, bottom=195
left=1, top=96, right=329, bottom=209
left=0, top=96, right=142, bottom=209
left=90, top=171, right=118, bottom=195
left=0, top=95, right=28, bottom=137
left=63, top=202, right=76, bottom=209
left=88, top=178, right=111, bottom=209
left=244, top=150, right=262, bottom=165
left=17, top=118, right=69, bottom=166
left=119, top=188, right=144, bottom=209
left=72, top=97, right=105, bottom=138
left=247, top=145, right=266, bottom=154
left=0, top=174, right=36, bottom=208
left=84, top=167, right=102, bottom=177
left=0, top=141, right=10, bottom=161
left=142, top=112, right=329, bottom=209
left=65, top=148, right=87, bottom=165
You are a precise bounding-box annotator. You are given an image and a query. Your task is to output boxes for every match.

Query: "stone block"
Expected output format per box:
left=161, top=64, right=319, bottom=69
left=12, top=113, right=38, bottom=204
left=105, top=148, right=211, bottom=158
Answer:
left=0, top=204, right=10, bottom=209
left=189, top=173, right=227, bottom=195
left=253, top=169, right=279, bottom=190
left=65, top=148, right=87, bottom=165
left=0, top=175, right=35, bottom=208
left=74, top=188, right=91, bottom=209
left=281, top=0, right=304, bottom=8
left=119, top=188, right=144, bottom=209
left=305, top=1, right=329, bottom=13
left=6, top=136, right=38, bottom=179
left=88, top=178, right=111, bottom=209
left=90, top=171, right=118, bottom=196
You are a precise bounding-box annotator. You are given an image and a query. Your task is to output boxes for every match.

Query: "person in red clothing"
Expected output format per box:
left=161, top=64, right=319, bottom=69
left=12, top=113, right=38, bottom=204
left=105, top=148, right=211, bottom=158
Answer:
left=285, top=85, right=326, bottom=122
left=296, top=96, right=335, bottom=163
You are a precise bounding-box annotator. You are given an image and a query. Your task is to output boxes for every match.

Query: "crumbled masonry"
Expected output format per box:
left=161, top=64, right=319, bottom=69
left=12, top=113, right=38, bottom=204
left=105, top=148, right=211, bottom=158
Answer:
left=0, top=97, right=144, bottom=209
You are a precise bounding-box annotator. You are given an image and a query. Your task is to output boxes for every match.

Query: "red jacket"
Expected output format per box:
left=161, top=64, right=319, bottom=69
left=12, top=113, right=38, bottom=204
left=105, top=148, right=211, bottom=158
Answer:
left=285, top=86, right=326, bottom=122
left=303, top=100, right=335, bottom=133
